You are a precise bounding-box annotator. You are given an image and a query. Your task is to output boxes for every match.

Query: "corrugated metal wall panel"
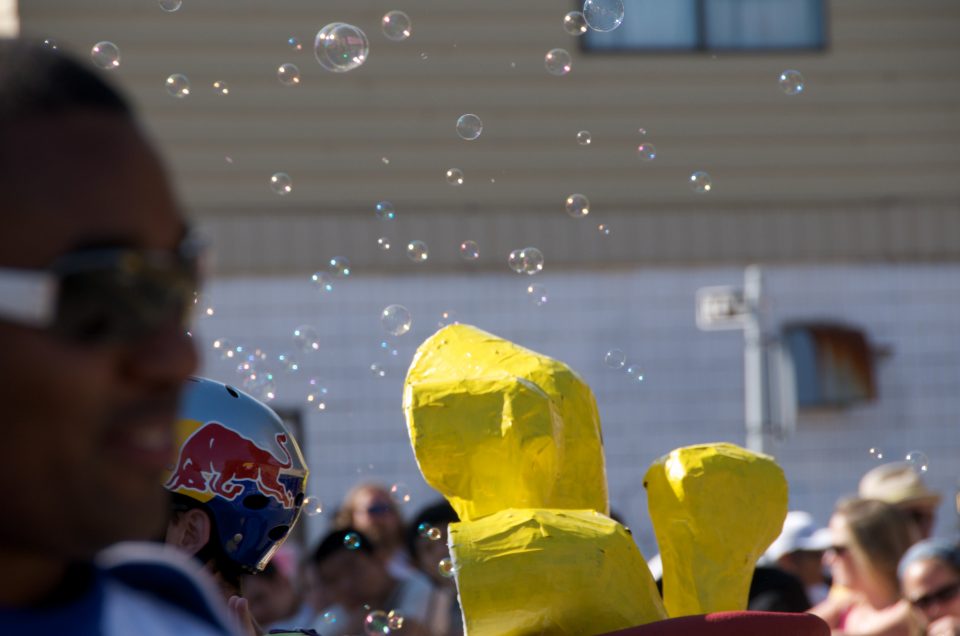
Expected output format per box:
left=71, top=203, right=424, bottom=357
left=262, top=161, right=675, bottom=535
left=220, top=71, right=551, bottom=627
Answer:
left=18, top=0, right=960, bottom=273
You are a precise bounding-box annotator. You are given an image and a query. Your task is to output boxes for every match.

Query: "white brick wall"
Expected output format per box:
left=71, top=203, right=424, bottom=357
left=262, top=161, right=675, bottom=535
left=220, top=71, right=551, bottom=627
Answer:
left=193, top=263, right=960, bottom=555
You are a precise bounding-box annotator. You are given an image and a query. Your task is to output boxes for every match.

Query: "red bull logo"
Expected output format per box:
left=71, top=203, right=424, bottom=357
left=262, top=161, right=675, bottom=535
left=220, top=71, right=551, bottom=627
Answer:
left=165, top=421, right=296, bottom=508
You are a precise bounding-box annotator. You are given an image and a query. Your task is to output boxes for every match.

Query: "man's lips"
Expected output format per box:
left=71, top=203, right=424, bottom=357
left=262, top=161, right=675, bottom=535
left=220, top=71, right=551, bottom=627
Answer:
left=102, top=397, right=179, bottom=471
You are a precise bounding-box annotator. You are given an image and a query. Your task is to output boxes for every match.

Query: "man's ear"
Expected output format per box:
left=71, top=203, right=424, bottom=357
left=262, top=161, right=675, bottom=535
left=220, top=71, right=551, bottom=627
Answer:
left=165, top=508, right=212, bottom=557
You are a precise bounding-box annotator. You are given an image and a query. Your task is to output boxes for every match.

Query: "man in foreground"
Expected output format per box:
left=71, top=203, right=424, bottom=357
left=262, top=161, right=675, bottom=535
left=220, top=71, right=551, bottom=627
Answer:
left=0, top=39, right=234, bottom=634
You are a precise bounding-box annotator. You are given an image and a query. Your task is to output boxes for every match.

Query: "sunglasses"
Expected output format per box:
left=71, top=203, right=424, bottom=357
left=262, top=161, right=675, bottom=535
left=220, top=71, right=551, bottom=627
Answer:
left=366, top=503, right=395, bottom=517
left=0, top=234, right=203, bottom=344
left=909, top=580, right=960, bottom=612
left=829, top=545, right=850, bottom=557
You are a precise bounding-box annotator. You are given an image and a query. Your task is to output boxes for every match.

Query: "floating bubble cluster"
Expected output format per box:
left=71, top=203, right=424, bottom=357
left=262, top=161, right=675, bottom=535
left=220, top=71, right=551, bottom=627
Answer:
left=387, top=610, right=405, bottom=630
left=508, top=247, right=544, bottom=275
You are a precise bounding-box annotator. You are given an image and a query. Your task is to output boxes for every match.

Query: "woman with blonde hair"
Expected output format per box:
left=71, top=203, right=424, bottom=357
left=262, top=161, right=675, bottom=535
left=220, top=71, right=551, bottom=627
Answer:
left=334, top=482, right=416, bottom=579
left=811, top=497, right=923, bottom=635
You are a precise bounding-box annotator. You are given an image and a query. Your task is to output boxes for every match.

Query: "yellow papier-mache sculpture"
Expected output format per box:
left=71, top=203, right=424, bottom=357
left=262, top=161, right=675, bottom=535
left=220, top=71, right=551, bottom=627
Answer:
left=403, top=324, right=787, bottom=635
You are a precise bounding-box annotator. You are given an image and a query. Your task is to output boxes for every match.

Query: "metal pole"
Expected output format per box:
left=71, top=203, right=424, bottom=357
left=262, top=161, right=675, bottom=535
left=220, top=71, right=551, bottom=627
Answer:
left=743, top=265, right=767, bottom=453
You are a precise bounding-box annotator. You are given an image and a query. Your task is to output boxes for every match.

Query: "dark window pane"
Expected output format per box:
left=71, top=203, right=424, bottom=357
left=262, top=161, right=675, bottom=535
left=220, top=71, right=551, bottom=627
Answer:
left=583, top=0, right=698, bottom=51
left=705, top=0, right=825, bottom=49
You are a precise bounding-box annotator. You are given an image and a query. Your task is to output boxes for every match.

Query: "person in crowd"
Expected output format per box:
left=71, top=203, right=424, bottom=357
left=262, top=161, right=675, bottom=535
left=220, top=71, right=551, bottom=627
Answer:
left=242, top=562, right=316, bottom=632
left=163, top=376, right=309, bottom=601
left=0, top=38, right=235, bottom=634
left=761, top=510, right=834, bottom=606
left=811, top=498, right=922, bottom=635
left=899, top=539, right=960, bottom=636
left=860, top=463, right=942, bottom=539
left=407, top=500, right=464, bottom=635
left=334, top=482, right=416, bottom=578
left=309, top=528, right=432, bottom=636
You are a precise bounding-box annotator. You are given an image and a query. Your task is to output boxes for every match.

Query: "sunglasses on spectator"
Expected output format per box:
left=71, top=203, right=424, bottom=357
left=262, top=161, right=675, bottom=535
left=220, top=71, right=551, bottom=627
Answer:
left=909, top=581, right=960, bottom=611
left=366, top=503, right=394, bottom=516
left=828, top=545, right=850, bottom=556
left=0, top=233, right=202, bottom=344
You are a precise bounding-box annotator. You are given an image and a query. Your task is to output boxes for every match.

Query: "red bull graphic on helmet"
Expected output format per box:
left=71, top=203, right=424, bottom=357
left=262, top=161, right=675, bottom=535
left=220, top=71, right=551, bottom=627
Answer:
left=165, top=421, right=296, bottom=508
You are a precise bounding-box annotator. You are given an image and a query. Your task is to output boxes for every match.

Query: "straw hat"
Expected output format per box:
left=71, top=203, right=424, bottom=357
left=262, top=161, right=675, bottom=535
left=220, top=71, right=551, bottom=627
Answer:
left=859, top=462, right=941, bottom=508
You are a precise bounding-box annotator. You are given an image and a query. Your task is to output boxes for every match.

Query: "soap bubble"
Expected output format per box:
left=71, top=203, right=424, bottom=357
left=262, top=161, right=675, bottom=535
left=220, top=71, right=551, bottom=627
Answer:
left=242, top=372, right=276, bottom=402
left=406, top=240, right=429, bottom=262
left=377, top=237, right=391, bottom=251
left=507, top=249, right=525, bottom=273
left=598, top=223, right=611, bottom=235
left=418, top=522, right=435, bottom=538
left=212, top=338, right=237, bottom=361
left=438, top=310, right=458, bottom=328
left=565, top=193, right=590, bottom=218
left=364, top=610, right=390, bottom=635
left=604, top=349, right=626, bottom=369
left=583, top=0, right=624, bottom=32
left=456, top=114, right=483, bottom=140
left=310, top=271, right=334, bottom=292
left=563, top=11, right=588, bottom=35
left=277, top=63, right=301, bottom=86
left=379, top=340, right=399, bottom=357
left=689, top=171, right=712, bottom=193
left=625, top=365, right=645, bottom=382
left=212, top=80, right=230, bottom=95
left=460, top=240, right=480, bottom=261
left=370, top=362, right=387, bottom=378
left=438, top=557, right=455, bottom=578
left=270, top=172, right=292, bottom=195
left=376, top=201, right=396, bottom=220
left=287, top=36, right=303, bottom=51
left=779, top=70, right=805, bottom=95
left=315, top=23, right=369, bottom=73
left=905, top=450, right=929, bottom=473
left=277, top=352, right=300, bottom=373
left=526, top=283, right=548, bottom=306
left=387, top=610, right=405, bottom=630
left=165, top=74, right=190, bottom=98
left=159, top=0, right=182, bottom=12
left=328, top=256, right=351, bottom=277
left=42, top=38, right=58, bottom=50
left=544, top=48, right=572, bottom=76
left=91, top=41, right=120, bottom=69
left=322, top=611, right=337, bottom=624
left=519, top=247, right=544, bottom=275
left=344, top=532, right=362, bottom=550
left=381, top=304, right=412, bottom=336
left=637, top=143, right=657, bottom=161
left=445, top=168, right=464, bottom=185
left=293, top=325, right=320, bottom=352
left=390, top=482, right=411, bottom=504
left=576, top=130, right=592, bottom=145
left=303, top=496, right=323, bottom=516
left=868, top=447, right=885, bottom=461
left=381, top=10, right=412, bottom=42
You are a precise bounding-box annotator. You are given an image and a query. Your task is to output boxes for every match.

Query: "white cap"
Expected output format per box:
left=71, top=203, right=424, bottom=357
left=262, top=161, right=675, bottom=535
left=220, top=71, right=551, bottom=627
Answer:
left=762, top=511, right=833, bottom=564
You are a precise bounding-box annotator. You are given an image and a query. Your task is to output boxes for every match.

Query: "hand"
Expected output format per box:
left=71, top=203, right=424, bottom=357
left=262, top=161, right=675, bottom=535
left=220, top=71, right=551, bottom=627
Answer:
left=228, top=595, right=261, bottom=636
left=927, top=616, right=960, bottom=636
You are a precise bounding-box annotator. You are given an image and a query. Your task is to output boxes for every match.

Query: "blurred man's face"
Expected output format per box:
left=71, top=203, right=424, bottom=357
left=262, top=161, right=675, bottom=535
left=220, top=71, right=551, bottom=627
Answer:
left=351, top=487, right=401, bottom=546
left=317, top=550, right=389, bottom=611
left=902, top=558, right=960, bottom=624
left=0, top=112, right=197, bottom=561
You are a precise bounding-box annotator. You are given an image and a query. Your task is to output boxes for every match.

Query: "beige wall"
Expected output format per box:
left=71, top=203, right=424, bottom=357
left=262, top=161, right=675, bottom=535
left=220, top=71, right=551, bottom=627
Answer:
left=18, top=0, right=960, bottom=273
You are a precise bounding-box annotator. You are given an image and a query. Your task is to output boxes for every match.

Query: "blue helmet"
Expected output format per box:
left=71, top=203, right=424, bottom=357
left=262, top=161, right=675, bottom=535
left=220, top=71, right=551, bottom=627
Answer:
left=164, top=377, right=309, bottom=572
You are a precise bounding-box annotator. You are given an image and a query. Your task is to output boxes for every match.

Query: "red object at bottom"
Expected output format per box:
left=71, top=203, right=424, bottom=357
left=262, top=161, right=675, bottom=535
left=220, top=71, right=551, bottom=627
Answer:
left=599, top=611, right=830, bottom=636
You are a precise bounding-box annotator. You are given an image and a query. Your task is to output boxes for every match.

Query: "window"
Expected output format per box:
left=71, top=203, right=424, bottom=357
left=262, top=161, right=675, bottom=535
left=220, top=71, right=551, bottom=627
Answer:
left=781, top=323, right=877, bottom=410
left=581, top=0, right=827, bottom=52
